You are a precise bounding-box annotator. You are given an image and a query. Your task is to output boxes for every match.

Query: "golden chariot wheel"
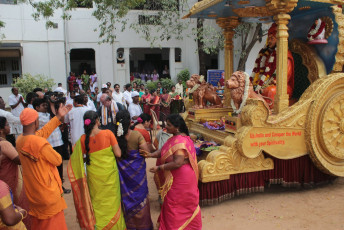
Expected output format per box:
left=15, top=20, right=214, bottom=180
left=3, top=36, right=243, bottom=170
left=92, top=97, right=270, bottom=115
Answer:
left=306, top=74, right=344, bottom=176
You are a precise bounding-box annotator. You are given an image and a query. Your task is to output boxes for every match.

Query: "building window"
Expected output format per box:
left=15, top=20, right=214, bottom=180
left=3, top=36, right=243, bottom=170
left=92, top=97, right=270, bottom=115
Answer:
left=138, top=15, right=161, bottom=25
left=0, top=0, right=17, bottom=4
left=175, top=48, right=181, bottom=62
left=0, top=58, right=21, bottom=87
left=75, top=0, right=93, bottom=8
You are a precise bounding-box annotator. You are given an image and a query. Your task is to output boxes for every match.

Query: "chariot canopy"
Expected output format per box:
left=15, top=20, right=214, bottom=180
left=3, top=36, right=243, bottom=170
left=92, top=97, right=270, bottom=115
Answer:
left=183, top=0, right=344, bottom=113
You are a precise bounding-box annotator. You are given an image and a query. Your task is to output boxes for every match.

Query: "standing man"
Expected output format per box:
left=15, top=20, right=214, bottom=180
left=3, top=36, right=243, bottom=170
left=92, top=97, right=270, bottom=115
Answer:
left=54, top=83, right=67, bottom=95
left=97, top=84, right=108, bottom=107
left=128, top=91, right=142, bottom=123
left=0, top=96, right=21, bottom=146
left=123, top=83, right=133, bottom=107
left=175, top=79, right=184, bottom=97
left=8, top=87, right=25, bottom=137
left=16, top=104, right=72, bottom=230
left=112, top=84, right=126, bottom=108
left=98, top=94, right=118, bottom=134
left=64, top=95, right=89, bottom=146
left=90, top=71, right=98, bottom=93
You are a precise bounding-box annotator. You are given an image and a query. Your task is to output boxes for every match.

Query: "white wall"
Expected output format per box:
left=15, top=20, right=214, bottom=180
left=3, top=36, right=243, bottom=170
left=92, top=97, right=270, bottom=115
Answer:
left=0, top=0, right=268, bottom=104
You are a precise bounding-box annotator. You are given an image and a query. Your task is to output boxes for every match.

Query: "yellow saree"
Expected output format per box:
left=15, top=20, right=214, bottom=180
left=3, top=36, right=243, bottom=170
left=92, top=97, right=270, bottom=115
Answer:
left=68, top=141, right=126, bottom=230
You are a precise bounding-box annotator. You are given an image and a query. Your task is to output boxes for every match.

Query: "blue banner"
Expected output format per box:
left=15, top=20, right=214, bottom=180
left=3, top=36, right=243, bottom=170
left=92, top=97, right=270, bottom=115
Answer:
left=207, top=70, right=224, bottom=86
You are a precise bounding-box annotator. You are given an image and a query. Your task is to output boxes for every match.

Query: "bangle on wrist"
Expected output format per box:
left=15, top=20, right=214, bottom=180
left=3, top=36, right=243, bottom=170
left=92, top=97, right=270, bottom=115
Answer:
left=22, top=210, right=27, bottom=219
left=18, top=211, right=24, bottom=220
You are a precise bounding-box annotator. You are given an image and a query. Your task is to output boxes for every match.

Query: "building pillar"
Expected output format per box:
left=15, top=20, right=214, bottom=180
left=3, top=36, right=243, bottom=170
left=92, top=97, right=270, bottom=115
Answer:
left=124, top=47, right=130, bottom=84
left=169, top=48, right=176, bottom=82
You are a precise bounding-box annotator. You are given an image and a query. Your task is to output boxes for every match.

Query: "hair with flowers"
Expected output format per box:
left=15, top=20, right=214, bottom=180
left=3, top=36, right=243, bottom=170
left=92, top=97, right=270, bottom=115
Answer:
left=83, top=111, right=99, bottom=165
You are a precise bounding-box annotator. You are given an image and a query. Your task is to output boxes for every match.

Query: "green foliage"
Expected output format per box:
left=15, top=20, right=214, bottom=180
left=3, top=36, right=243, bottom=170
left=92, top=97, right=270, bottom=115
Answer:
left=12, top=73, right=55, bottom=99
left=193, top=21, right=224, bottom=55
left=146, top=81, right=157, bottom=91
left=159, top=78, right=174, bottom=91
left=177, top=69, right=190, bottom=83
left=130, top=0, right=189, bottom=47
left=0, top=20, right=5, bottom=40
left=25, top=0, right=145, bottom=44
left=132, top=79, right=143, bottom=86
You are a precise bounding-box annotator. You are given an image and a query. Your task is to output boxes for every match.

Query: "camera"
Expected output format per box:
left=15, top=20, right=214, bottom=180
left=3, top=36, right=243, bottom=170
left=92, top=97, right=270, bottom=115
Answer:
left=44, top=91, right=66, bottom=111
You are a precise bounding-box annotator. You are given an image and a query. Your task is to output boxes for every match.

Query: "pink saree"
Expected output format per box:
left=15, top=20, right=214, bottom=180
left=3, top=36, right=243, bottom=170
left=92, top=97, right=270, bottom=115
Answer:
left=158, top=135, right=202, bottom=230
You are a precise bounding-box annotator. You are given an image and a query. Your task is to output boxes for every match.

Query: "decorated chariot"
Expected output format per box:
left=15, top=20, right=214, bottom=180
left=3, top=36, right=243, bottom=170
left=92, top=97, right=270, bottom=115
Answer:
left=183, top=0, right=344, bottom=205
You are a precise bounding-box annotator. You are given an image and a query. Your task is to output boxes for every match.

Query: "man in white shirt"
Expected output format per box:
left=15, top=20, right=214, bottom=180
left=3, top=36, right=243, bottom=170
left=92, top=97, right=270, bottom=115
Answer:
left=66, top=91, right=76, bottom=105
left=64, top=95, right=89, bottom=146
left=97, top=84, right=108, bottom=107
left=8, top=87, right=26, bottom=117
left=123, top=83, right=133, bottom=107
left=175, top=79, right=184, bottom=97
left=82, top=93, right=96, bottom=112
left=128, top=91, right=143, bottom=123
left=0, top=96, right=21, bottom=146
left=54, top=83, right=67, bottom=95
left=112, top=84, right=126, bottom=108
left=8, top=87, right=25, bottom=136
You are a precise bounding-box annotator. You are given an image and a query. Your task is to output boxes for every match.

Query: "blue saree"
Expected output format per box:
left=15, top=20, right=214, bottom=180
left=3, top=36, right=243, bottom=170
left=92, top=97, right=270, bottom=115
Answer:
left=117, top=150, right=153, bottom=230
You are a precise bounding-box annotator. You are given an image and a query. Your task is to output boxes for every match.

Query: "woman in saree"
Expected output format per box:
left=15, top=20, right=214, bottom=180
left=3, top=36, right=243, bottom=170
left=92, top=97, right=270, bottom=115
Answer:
left=169, top=86, right=181, bottom=114
left=141, top=88, right=151, bottom=114
left=148, top=89, right=160, bottom=120
left=115, top=110, right=153, bottom=230
left=141, top=114, right=202, bottom=230
left=159, top=88, right=171, bottom=121
left=131, top=113, right=155, bottom=152
left=68, top=111, right=126, bottom=230
left=0, top=180, right=27, bottom=230
left=0, top=117, right=30, bottom=229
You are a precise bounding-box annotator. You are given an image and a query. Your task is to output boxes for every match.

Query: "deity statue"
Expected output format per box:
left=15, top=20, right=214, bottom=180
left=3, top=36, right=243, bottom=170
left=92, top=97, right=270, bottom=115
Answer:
left=226, top=71, right=270, bottom=114
left=307, top=18, right=327, bottom=44
left=250, top=23, right=294, bottom=109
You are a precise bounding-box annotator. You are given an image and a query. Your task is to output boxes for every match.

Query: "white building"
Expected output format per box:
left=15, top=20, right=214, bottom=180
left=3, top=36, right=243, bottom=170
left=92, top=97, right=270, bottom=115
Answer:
left=0, top=0, right=265, bottom=102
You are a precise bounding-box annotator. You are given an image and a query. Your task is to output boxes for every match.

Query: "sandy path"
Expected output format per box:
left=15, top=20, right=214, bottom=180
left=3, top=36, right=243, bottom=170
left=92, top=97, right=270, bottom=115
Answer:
left=63, top=159, right=344, bottom=230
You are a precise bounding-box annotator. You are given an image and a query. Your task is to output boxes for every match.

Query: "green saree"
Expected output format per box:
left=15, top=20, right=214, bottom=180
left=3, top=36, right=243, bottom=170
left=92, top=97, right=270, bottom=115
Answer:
left=68, top=141, right=126, bottom=230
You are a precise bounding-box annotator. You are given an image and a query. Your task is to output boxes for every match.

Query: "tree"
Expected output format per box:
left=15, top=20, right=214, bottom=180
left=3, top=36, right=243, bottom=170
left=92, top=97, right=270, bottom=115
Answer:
left=234, top=22, right=267, bottom=71
left=1, top=0, right=262, bottom=75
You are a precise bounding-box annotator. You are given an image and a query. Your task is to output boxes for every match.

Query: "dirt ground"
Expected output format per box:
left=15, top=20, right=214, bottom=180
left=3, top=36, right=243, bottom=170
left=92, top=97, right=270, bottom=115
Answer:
left=63, top=159, right=344, bottom=230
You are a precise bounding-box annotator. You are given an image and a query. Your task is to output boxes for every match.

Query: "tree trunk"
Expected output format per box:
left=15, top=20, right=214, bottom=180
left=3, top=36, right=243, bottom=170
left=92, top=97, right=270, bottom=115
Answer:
left=197, top=18, right=207, bottom=78
left=237, top=23, right=264, bottom=71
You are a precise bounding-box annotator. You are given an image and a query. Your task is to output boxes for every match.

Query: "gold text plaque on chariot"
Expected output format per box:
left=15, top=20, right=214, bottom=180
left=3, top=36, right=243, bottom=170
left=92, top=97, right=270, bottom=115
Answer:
left=241, top=127, right=307, bottom=159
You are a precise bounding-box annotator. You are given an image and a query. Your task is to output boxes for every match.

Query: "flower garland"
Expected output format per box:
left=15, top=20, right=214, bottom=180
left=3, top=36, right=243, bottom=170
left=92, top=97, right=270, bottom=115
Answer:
left=307, top=18, right=326, bottom=41
left=250, top=47, right=277, bottom=92
left=231, top=72, right=250, bottom=114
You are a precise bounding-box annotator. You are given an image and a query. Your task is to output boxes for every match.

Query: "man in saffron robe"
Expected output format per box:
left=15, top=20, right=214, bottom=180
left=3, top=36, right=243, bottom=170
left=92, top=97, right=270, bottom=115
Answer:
left=16, top=105, right=72, bottom=230
left=250, top=23, right=294, bottom=108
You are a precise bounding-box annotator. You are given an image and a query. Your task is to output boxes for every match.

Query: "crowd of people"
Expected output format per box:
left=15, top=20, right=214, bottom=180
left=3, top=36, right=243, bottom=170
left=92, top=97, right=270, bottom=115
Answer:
left=0, top=76, right=201, bottom=229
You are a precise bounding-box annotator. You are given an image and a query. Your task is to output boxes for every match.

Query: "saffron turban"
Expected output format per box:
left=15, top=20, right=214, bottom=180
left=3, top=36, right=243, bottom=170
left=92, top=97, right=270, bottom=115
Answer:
left=268, top=23, right=277, bottom=37
left=20, top=108, right=39, bottom=125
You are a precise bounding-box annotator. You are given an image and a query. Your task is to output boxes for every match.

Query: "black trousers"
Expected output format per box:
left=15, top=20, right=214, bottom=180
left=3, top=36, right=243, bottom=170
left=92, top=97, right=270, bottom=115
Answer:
left=53, top=145, right=64, bottom=181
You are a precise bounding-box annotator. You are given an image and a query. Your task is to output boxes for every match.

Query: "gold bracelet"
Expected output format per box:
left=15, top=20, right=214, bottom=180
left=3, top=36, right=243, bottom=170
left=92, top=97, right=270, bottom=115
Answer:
left=18, top=211, right=24, bottom=220
left=22, top=210, right=27, bottom=219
